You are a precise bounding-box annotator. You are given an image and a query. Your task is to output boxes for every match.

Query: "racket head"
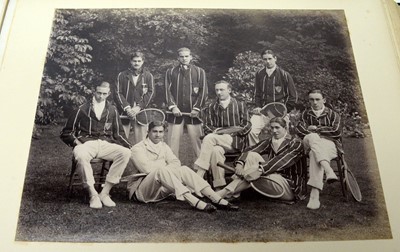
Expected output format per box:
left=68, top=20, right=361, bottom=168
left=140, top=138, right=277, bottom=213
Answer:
left=135, top=108, right=165, bottom=126
left=250, top=176, right=285, bottom=198
left=215, top=126, right=243, bottom=135
left=260, top=102, right=287, bottom=118
left=344, top=164, right=362, bottom=202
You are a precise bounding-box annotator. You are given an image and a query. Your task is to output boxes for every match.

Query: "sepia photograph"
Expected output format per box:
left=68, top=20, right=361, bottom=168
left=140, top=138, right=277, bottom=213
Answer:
left=1, top=0, right=400, bottom=251
left=13, top=7, right=391, bottom=243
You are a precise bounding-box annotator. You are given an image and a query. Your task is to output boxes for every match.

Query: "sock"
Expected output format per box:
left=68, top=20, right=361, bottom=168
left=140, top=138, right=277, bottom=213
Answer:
left=100, top=181, right=113, bottom=196
left=201, top=186, right=229, bottom=205
left=88, top=186, right=98, bottom=197
left=183, top=193, right=207, bottom=210
left=310, top=187, right=320, bottom=199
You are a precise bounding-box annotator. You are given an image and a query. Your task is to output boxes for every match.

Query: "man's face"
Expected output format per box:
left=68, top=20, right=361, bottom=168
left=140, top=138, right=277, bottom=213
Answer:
left=148, top=125, right=165, bottom=144
left=130, top=57, right=144, bottom=70
left=178, top=50, right=192, bottom=65
left=262, top=53, right=277, bottom=69
left=215, top=83, right=231, bottom=101
left=94, top=86, right=110, bottom=103
left=270, top=122, right=286, bottom=140
left=308, top=92, right=326, bottom=110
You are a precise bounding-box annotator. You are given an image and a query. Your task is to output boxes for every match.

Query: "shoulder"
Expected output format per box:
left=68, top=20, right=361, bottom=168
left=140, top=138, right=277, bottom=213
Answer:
left=131, top=140, right=146, bottom=151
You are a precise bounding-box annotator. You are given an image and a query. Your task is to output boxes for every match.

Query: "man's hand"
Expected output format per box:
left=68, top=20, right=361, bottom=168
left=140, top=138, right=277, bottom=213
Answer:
left=243, top=165, right=262, bottom=182
left=307, top=125, right=318, bottom=132
left=74, top=139, right=82, bottom=146
left=190, top=109, right=199, bottom=118
left=172, top=107, right=182, bottom=117
left=235, top=163, right=245, bottom=177
left=252, top=107, right=262, bottom=115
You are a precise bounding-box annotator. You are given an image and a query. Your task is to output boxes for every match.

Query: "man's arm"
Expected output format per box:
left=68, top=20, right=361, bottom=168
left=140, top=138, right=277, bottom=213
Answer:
left=138, top=72, right=155, bottom=109
left=235, top=139, right=270, bottom=166
left=165, top=68, right=177, bottom=110
left=253, top=70, right=263, bottom=108
left=192, top=67, right=208, bottom=111
left=260, top=139, right=304, bottom=175
left=295, top=111, right=311, bottom=139
left=283, top=71, right=297, bottom=111
left=164, top=143, right=182, bottom=168
left=203, top=105, right=218, bottom=135
left=237, top=101, right=252, bottom=136
left=316, top=110, right=342, bottom=139
left=114, top=71, right=131, bottom=112
left=60, top=109, right=81, bottom=147
left=111, top=107, right=132, bottom=148
left=131, top=145, right=166, bottom=174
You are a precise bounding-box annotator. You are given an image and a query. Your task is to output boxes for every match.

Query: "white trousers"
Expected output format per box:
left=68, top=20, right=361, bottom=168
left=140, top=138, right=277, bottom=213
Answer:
left=224, top=152, right=294, bottom=201
left=248, top=114, right=271, bottom=146
left=167, top=121, right=202, bottom=159
left=122, top=121, right=147, bottom=146
left=194, top=133, right=234, bottom=187
left=73, top=140, right=131, bottom=187
left=135, top=165, right=210, bottom=203
left=303, top=133, right=337, bottom=190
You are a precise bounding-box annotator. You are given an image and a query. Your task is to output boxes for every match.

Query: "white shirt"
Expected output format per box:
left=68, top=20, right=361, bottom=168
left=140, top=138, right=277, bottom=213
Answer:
left=312, top=105, right=325, bottom=117
left=92, top=97, right=106, bottom=120
left=132, top=75, right=139, bottom=86
left=266, top=65, right=277, bottom=77
left=219, top=96, right=231, bottom=109
left=272, top=132, right=287, bottom=152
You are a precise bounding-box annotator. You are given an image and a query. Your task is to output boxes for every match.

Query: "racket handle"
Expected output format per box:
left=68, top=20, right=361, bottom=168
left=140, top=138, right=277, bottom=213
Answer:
left=165, top=111, right=191, bottom=116
left=216, top=162, right=236, bottom=173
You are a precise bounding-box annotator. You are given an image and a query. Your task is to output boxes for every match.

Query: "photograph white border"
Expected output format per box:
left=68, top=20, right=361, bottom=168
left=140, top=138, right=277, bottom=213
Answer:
left=1, top=0, right=400, bottom=251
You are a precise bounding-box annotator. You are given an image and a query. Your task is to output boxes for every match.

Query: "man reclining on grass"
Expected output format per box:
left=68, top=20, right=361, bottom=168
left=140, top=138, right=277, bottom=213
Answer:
left=296, top=89, right=342, bottom=210
left=61, top=82, right=132, bottom=209
left=217, top=117, right=307, bottom=203
left=127, top=121, right=238, bottom=212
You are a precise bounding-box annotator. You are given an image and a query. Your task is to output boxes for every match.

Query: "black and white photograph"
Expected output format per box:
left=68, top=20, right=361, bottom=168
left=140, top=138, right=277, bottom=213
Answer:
left=1, top=0, right=400, bottom=251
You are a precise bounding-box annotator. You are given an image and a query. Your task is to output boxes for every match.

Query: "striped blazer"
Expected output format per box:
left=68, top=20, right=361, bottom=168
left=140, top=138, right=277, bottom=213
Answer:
left=165, top=64, right=208, bottom=124
left=60, top=101, right=131, bottom=149
left=296, top=106, right=342, bottom=146
left=254, top=66, right=297, bottom=111
left=114, top=68, right=155, bottom=114
left=203, top=97, right=252, bottom=151
left=237, top=134, right=307, bottom=200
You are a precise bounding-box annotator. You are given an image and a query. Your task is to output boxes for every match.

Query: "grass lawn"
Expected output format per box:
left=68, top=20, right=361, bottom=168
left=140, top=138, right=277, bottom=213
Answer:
left=15, top=124, right=391, bottom=242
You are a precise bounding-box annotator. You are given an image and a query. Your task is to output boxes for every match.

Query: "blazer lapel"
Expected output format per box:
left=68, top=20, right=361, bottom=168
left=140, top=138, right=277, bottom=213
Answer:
left=275, top=134, right=293, bottom=154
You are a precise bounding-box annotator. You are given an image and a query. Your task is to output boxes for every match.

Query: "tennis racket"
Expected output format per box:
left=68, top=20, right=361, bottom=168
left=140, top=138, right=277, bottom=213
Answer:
left=342, top=158, right=362, bottom=202
left=214, top=126, right=244, bottom=135
left=120, top=108, right=165, bottom=126
left=165, top=111, right=203, bottom=123
left=216, top=162, right=285, bottom=198
left=260, top=102, right=287, bottom=118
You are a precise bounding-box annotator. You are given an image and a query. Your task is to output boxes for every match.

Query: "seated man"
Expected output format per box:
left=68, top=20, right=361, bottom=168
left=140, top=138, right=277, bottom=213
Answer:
left=128, top=121, right=238, bottom=212
left=61, top=82, right=132, bottom=209
left=217, top=117, right=307, bottom=202
left=194, top=80, right=252, bottom=189
left=296, top=89, right=342, bottom=210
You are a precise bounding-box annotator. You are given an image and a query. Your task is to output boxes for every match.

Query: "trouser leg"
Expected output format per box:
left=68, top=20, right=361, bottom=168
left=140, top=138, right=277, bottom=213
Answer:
left=97, top=141, right=131, bottom=184
left=248, top=114, right=269, bottom=146
left=122, top=121, right=131, bottom=140
left=210, top=146, right=228, bottom=188
left=168, top=165, right=210, bottom=197
left=186, top=123, right=203, bottom=159
left=167, top=121, right=184, bottom=158
left=73, top=141, right=99, bottom=188
left=194, top=133, right=233, bottom=170
left=132, top=122, right=147, bottom=145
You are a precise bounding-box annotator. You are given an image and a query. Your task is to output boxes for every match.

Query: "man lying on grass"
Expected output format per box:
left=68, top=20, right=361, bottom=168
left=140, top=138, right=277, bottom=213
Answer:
left=127, top=121, right=238, bottom=212
left=60, top=82, right=132, bottom=209
left=217, top=117, right=307, bottom=203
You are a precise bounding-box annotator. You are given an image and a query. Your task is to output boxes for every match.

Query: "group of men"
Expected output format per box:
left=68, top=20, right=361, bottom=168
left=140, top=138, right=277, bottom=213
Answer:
left=60, top=47, right=343, bottom=211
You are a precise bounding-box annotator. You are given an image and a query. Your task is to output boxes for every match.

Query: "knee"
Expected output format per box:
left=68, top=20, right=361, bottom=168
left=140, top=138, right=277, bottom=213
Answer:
left=73, top=146, right=91, bottom=162
left=115, top=147, right=131, bottom=161
left=203, top=134, right=217, bottom=145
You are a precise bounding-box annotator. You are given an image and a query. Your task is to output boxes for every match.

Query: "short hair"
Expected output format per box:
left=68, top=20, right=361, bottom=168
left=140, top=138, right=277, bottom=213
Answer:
left=97, top=82, right=110, bottom=89
left=261, top=49, right=277, bottom=58
left=177, top=47, right=191, bottom=55
left=148, top=120, right=167, bottom=132
left=214, top=80, right=232, bottom=90
left=308, top=89, right=326, bottom=98
left=269, top=117, right=287, bottom=128
left=130, top=51, right=145, bottom=61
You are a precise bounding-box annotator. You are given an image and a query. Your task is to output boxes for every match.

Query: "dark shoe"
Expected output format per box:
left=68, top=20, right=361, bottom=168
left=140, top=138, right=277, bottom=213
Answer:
left=194, top=200, right=217, bottom=213
left=213, top=199, right=239, bottom=211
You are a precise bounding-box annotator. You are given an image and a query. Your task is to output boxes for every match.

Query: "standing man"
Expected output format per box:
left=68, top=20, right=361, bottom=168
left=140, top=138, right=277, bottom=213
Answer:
left=165, top=47, right=208, bottom=158
left=114, top=51, right=155, bottom=144
left=61, top=82, right=132, bottom=209
left=296, top=89, right=342, bottom=210
left=194, top=80, right=251, bottom=189
left=249, top=49, right=298, bottom=146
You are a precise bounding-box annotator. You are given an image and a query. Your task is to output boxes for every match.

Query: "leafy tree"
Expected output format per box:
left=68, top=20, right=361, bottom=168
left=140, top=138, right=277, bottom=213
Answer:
left=37, top=10, right=99, bottom=124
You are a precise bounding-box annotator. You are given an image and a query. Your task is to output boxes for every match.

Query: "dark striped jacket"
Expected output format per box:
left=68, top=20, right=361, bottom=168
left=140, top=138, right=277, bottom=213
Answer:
left=203, top=97, right=252, bottom=151
left=165, top=64, right=208, bottom=124
left=238, top=134, right=307, bottom=201
left=114, top=68, right=155, bottom=114
left=60, top=101, right=131, bottom=149
left=254, top=66, right=297, bottom=111
left=296, top=106, right=343, bottom=148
